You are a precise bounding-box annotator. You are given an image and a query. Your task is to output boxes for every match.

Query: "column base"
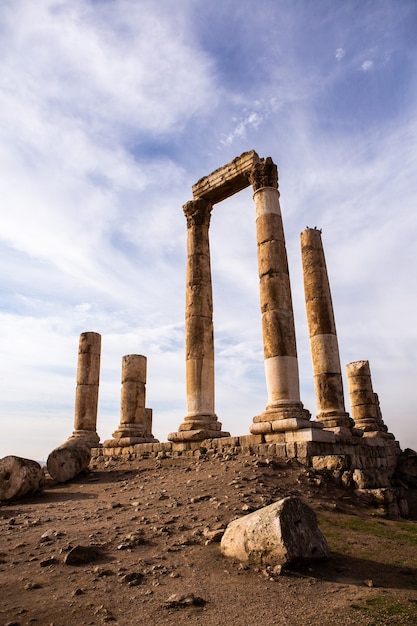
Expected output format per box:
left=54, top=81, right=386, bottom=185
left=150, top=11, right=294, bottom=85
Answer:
left=111, top=423, right=145, bottom=438
left=361, top=430, right=396, bottom=440
left=316, top=411, right=354, bottom=430
left=169, top=413, right=229, bottom=442
left=315, top=411, right=355, bottom=441
left=102, top=436, right=159, bottom=448
left=250, top=402, right=314, bottom=435
left=352, top=417, right=389, bottom=432
left=70, top=429, right=100, bottom=446
left=168, top=429, right=231, bottom=442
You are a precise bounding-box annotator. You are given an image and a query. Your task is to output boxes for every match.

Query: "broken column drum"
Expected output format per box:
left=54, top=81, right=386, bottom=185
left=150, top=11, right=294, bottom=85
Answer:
left=249, top=159, right=316, bottom=438
left=300, top=227, right=353, bottom=436
left=114, top=354, right=147, bottom=438
left=168, top=199, right=229, bottom=442
left=104, top=355, right=158, bottom=446
left=47, top=331, right=100, bottom=483
left=72, top=331, right=101, bottom=445
left=346, top=360, right=389, bottom=436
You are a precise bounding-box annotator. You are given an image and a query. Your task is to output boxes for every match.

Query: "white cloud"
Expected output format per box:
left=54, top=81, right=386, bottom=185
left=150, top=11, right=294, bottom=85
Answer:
left=335, top=47, right=345, bottom=61
left=1, top=0, right=214, bottom=138
left=0, top=0, right=416, bottom=460
left=361, top=59, right=374, bottom=71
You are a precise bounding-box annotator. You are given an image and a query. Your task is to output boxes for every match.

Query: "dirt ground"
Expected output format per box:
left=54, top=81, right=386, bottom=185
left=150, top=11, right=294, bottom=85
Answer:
left=1, top=452, right=417, bottom=626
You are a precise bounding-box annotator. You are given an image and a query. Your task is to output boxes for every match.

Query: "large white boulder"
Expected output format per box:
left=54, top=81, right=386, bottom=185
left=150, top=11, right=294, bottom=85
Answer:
left=220, top=496, right=329, bottom=567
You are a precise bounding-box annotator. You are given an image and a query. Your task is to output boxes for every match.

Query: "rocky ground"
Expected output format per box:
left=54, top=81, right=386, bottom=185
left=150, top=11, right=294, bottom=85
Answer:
left=1, top=452, right=417, bottom=626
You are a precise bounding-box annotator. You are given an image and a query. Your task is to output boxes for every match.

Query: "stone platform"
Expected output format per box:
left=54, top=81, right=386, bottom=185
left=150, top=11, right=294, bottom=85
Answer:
left=91, top=433, right=405, bottom=516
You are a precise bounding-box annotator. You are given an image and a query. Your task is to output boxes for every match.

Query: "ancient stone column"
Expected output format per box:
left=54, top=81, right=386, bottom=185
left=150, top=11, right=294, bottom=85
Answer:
left=168, top=198, right=229, bottom=442
left=103, top=355, right=158, bottom=447
left=72, top=331, right=101, bottom=445
left=346, top=360, right=390, bottom=437
left=301, top=227, right=354, bottom=437
left=47, top=332, right=100, bottom=483
left=249, top=159, right=327, bottom=441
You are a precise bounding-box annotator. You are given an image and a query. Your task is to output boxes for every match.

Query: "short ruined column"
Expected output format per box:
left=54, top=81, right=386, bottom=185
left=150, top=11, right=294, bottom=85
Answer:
left=47, top=331, right=100, bottom=483
left=103, top=355, right=158, bottom=447
left=301, top=227, right=354, bottom=437
left=168, top=198, right=229, bottom=442
left=346, top=360, right=391, bottom=437
left=249, top=159, right=328, bottom=441
left=72, top=331, right=101, bottom=445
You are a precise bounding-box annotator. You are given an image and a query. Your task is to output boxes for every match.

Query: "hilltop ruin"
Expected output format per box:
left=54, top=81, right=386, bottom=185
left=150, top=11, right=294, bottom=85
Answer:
left=58, top=152, right=410, bottom=515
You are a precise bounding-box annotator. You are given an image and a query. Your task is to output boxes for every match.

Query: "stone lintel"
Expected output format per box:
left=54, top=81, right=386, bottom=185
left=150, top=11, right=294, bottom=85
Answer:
left=192, top=151, right=260, bottom=204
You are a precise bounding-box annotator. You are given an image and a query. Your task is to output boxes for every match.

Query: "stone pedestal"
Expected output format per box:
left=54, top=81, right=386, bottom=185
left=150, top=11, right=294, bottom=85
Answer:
left=104, top=355, right=158, bottom=447
left=168, top=199, right=229, bottom=442
left=346, top=360, right=392, bottom=439
left=249, top=159, right=322, bottom=441
left=301, top=228, right=354, bottom=438
left=71, top=332, right=101, bottom=445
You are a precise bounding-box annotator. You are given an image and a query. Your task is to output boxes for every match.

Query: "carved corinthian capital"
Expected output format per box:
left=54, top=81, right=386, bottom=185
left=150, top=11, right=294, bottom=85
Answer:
left=249, top=157, right=279, bottom=192
left=183, top=198, right=213, bottom=228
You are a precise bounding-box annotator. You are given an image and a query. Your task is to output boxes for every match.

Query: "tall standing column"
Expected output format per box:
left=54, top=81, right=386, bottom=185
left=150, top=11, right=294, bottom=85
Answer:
left=72, top=331, right=101, bottom=445
left=301, top=228, right=354, bottom=436
left=168, top=198, right=229, bottom=442
left=249, top=159, right=321, bottom=439
left=103, top=354, right=158, bottom=447
left=346, top=360, right=390, bottom=437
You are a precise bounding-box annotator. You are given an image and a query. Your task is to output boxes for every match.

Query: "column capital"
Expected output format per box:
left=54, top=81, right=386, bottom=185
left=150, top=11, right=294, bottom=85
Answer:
left=249, top=157, right=279, bottom=192
left=183, top=198, right=213, bottom=228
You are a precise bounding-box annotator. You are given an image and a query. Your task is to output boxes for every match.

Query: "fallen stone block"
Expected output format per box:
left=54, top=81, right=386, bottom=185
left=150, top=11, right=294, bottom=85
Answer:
left=220, top=496, right=329, bottom=567
left=164, top=593, right=206, bottom=609
left=64, top=545, right=104, bottom=565
left=0, top=455, right=45, bottom=502
left=47, top=440, right=91, bottom=483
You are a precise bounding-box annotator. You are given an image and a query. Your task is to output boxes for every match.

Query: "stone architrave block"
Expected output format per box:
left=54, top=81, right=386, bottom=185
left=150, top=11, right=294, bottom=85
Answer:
left=221, top=496, right=329, bottom=567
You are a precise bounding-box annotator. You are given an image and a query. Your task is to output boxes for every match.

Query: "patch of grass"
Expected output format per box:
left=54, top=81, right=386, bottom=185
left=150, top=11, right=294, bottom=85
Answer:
left=350, top=595, right=417, bottom=624
left=319, top=514, right=417, bottom=546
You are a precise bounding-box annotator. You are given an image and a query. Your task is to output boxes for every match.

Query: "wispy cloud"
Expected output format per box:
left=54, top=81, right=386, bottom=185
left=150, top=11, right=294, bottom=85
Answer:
left=0, top=0, right=416, bottom=459
left=335, top=47, right=346, bottom=61
left=361, top=59, right=374, bottom=71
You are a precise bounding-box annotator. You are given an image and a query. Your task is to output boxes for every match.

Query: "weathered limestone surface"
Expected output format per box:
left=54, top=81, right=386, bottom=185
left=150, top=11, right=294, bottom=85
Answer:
left=72, top=332, right=101, bottom=445
left=395, top=448, right=417, bottom=487
left=220, top=496, right=329, bottom=566
left=249, top=159, right=322, bottom=440
left=0, top=455, right=45, bottom=501
left=89, top=151, right=405, bottom=517
left=46, top=332, right=101, bottom=483
left=346, top=360, right=392, bottom=438
left=192, top=150, right=259, bottom=204
left=47, top=441, right=91, bottom=483
left=301, top=228, right=354, bottom=437
left=168, top=198, right=229, bottom=442
left=104, top=355, right=158, bottom=447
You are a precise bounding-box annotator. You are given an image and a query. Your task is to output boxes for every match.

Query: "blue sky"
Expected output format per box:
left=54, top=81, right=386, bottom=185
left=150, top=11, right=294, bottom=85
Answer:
left=0, top=0, right=416, bottom=460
